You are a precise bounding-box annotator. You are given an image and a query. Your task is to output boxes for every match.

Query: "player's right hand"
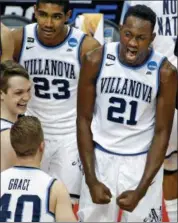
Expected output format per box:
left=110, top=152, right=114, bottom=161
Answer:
left=88, top=180, right=112, bottom=204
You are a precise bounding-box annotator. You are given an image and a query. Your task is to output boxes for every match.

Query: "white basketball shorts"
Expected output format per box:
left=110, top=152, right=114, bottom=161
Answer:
left=40, top=132, right=82, bottom=202
left=78, top=148, right=163, bottom=222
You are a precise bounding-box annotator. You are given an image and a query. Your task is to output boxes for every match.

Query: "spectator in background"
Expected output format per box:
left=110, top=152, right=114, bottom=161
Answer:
left=120, top=2, right=178, bottom=222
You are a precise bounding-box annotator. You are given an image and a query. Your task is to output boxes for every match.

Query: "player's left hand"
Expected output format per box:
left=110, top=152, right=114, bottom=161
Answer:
left=116, top=190, right=141, bottom=212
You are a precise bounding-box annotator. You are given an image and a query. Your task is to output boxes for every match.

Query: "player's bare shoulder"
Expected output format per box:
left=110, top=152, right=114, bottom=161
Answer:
left=85, top=45, right=104, bottom=67
left=159, top=59, right=177, bottom=84
left=82, top=45, right=104, bottom=79
left=81, top=35, right=101, bottom=56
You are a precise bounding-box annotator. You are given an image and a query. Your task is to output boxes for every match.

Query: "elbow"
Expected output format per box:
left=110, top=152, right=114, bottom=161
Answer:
left=77, top=114, right=92, bottom=128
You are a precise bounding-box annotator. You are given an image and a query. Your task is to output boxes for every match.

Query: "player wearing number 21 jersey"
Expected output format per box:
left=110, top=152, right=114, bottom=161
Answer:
left=12, top=0, right=100, bottom=201
left=77, top=5, right=177, bottom=222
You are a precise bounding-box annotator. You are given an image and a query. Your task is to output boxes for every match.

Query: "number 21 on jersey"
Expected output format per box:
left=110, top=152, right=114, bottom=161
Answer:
left=107, top=96, right=138, bottom=125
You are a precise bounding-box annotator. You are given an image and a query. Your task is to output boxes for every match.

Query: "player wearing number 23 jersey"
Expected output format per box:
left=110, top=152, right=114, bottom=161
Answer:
left=12, top=1, right=100, bottom=201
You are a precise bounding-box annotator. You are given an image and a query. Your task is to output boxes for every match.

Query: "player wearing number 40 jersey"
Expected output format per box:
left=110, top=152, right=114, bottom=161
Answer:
left=77, top=5, right=177, bottom=222
left=1, top=116, right=76, bottom=222
left=12, top=0, right=100, bottom=202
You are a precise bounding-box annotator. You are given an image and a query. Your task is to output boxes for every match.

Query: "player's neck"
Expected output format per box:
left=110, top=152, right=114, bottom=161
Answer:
left=15, top=156, right=41, bottom=169
left=1, top=105, right=17, bottom=123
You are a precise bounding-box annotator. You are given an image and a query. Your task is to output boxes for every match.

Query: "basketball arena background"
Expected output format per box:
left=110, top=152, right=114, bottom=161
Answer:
left=0, top=0, right=124, bottom=25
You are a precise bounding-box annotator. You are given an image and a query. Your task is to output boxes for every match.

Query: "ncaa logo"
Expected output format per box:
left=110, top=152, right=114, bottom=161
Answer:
left=68, top=38, right=78, bottom=47
left=147, top=61, right=157, bottom=71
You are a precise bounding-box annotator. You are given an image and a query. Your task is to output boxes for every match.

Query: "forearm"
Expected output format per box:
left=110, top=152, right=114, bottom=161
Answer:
left=136, top=131, right=170, bottom=198
left=77, top=117, right=97, bottom=185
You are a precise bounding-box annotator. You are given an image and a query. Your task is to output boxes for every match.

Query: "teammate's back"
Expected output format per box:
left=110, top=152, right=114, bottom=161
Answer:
left=1, top=167, right=56, bottom=222
left=0, top=116, right=76, bottom=222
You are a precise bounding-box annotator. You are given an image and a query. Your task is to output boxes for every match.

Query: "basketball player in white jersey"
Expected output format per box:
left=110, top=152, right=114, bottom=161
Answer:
left=120, top=2, right=178, bottom=221
left=0, top=23, right=14, bottom=62
left=77, top=5, right=177, bottom=222
left=0, top=60, right=31, bottom=171
left=1, top=116, right=77, bottom=222
left=12, top=0, right=100, bottom=202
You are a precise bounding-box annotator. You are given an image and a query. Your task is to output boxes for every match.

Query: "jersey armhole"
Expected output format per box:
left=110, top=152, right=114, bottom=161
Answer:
left=95, top=44, right=106, bottom=83
left=77, top=33, right=87, bottom=66
left=18, top=26, right=26, bottom=63
left=46, top=178, right=57, bottom=218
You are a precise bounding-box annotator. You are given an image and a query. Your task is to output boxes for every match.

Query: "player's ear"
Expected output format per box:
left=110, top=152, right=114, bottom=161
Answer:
left=39, top=141, right=45, bottom=153
left=65, top=10, right=72, bottom=22
left=1, top=90, right=5, bottom=101
left=34, top=4, right=38, bottom=20
left=151, top=32, right=156, bottom=43
left=118, top=24, right=123, bottom=34
left=119, top=24, right=123, bottom=31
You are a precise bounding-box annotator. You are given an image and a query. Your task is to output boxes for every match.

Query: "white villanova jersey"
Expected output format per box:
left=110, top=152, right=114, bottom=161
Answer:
left=1, top=166, right=56, bottom=222
left=120, top=0, right=177, bottom=66
left=0, top=119, right=13, bottom=132
left=19, top=23, right=86, bottom=136
left=91, top=42, right=166, bottom=155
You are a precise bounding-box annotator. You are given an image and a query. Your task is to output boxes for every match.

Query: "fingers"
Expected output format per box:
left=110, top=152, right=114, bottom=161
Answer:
left=103, top=185, right=112, bottom=198
left=100, top=194, right=111, bottom=204
left=117, top=191, right=129, bottom=199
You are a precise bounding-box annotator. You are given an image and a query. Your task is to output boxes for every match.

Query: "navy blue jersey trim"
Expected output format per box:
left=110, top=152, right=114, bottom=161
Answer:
left=95, top=142, right=149, bottom=156
left=117, top=43, right=154, bottom=70
left=35, top=24, right=73, bottom=49
left=0, top=128, right=11, bottom=132
left=164, top=169, right=178, bottom=175
left=46, top=178, right=56, bottom=218
left=78, top=34, right=87, bottom=67
left=0, top=118, right=14, bottom=124
left=18, top=27, right=25, bottom=63
left=95, top=44, right=106, bottom=83
left=165, top=150, right=178, bottom=159
left=13, top=166, right=40, bottom=170
left=70, top=193, right=80, bottom=199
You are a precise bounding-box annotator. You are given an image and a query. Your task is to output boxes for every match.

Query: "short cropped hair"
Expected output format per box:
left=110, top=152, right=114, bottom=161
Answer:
left=10, top=116, right=44, bottom=157
left=123, top=4, right=156, bottom=31
left=36, top=0, right=70, bottom=14
left=0, top=60, right=29, bottom=93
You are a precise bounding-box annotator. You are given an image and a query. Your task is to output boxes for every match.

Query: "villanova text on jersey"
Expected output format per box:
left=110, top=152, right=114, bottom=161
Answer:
left=100, top=77, right=152, bottom=103
left=24, top=59, right=76, bottom=79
